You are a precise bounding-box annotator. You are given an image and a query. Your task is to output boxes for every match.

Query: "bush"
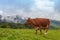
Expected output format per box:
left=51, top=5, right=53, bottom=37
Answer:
left=0, top=23, right=10, bottom=28
left=54, top=27, right=60, bottom=30
left=0, top=22, right=33, bottom=29
left=8, top=23, right=27, bottom=29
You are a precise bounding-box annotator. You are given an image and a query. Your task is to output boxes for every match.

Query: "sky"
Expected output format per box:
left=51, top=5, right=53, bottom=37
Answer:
left=0, top=0, right=60, bottom=20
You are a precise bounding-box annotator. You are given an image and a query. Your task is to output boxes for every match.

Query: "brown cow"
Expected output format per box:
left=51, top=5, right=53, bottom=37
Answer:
left=25, top=18, right=50, bottom=34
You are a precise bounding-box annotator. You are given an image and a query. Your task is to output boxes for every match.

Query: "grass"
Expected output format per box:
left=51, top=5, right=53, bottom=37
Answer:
left=0, top=28, right=60, bottom=40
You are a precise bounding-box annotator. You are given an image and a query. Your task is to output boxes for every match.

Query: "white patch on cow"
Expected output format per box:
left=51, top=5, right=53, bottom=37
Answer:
left=35, top=27, right=39, bottom=30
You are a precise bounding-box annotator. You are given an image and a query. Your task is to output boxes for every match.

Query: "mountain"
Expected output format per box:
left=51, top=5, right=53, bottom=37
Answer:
left=49, top=20, right=60, bottom=29
left=51, top=20, right=60, bottom=26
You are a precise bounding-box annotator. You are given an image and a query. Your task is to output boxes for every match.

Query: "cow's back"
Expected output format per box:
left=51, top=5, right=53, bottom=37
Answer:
left=35, top=18, right=50, bottom=27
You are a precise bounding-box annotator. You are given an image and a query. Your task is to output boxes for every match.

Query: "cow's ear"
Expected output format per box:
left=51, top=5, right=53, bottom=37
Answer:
left=28, top=18, right=31, bottom=20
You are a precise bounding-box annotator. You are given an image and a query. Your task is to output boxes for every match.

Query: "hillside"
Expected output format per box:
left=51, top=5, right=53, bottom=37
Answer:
left=51, top=20, right=60, bottom=26
left=47, top=20, right=60, bottom=29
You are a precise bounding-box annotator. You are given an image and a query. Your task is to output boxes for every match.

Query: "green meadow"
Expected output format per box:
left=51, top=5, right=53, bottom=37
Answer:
left=0, top=28, right=60, bottom=40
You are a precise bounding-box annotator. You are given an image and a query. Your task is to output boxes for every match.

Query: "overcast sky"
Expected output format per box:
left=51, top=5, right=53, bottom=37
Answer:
left=0, top=0, right=60, bottom=20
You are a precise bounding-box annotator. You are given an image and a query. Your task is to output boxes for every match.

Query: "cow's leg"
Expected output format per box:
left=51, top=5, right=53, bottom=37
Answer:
left=35, top=27, right=37, bottom=34
left=44, top=25, right=48, bottom=35
left=40, top=29, right=42, bottom=34
left=33, top=25, right=38, bottom=34
left=39, top=27, right=42, bottom=34
left=35, top=27, right=39, bottom=34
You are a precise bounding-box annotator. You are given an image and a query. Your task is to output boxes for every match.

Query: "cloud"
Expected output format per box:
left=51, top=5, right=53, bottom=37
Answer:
left=28, top=0, right=54, bottom=18
left=54, top=0, right=60, bottom=12
left=0, top=10, right=3, bottom=15
left=0, top=0, right=60, bottom=20
left=0, top=0, right=35, bottom=15
left=26, top=0, right=60, bottom=20
left=34, top=0, right=54, bottom=11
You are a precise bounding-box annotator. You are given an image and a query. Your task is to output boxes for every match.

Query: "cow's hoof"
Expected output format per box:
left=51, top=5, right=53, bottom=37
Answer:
left=44, top=33, right=47, bottom=35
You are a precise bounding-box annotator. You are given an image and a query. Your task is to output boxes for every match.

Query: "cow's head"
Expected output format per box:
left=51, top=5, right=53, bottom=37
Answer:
left=24, top=18, right=31, bottom=26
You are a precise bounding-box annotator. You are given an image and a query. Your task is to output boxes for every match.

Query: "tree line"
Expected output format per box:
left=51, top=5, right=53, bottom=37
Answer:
left=0, top=22, right=33, bottom=29
left=0, top=22, right=60, bottom=30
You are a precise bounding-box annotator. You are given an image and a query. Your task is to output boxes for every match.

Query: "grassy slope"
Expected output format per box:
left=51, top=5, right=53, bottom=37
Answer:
left=0, top=28, right=60, bottom=40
